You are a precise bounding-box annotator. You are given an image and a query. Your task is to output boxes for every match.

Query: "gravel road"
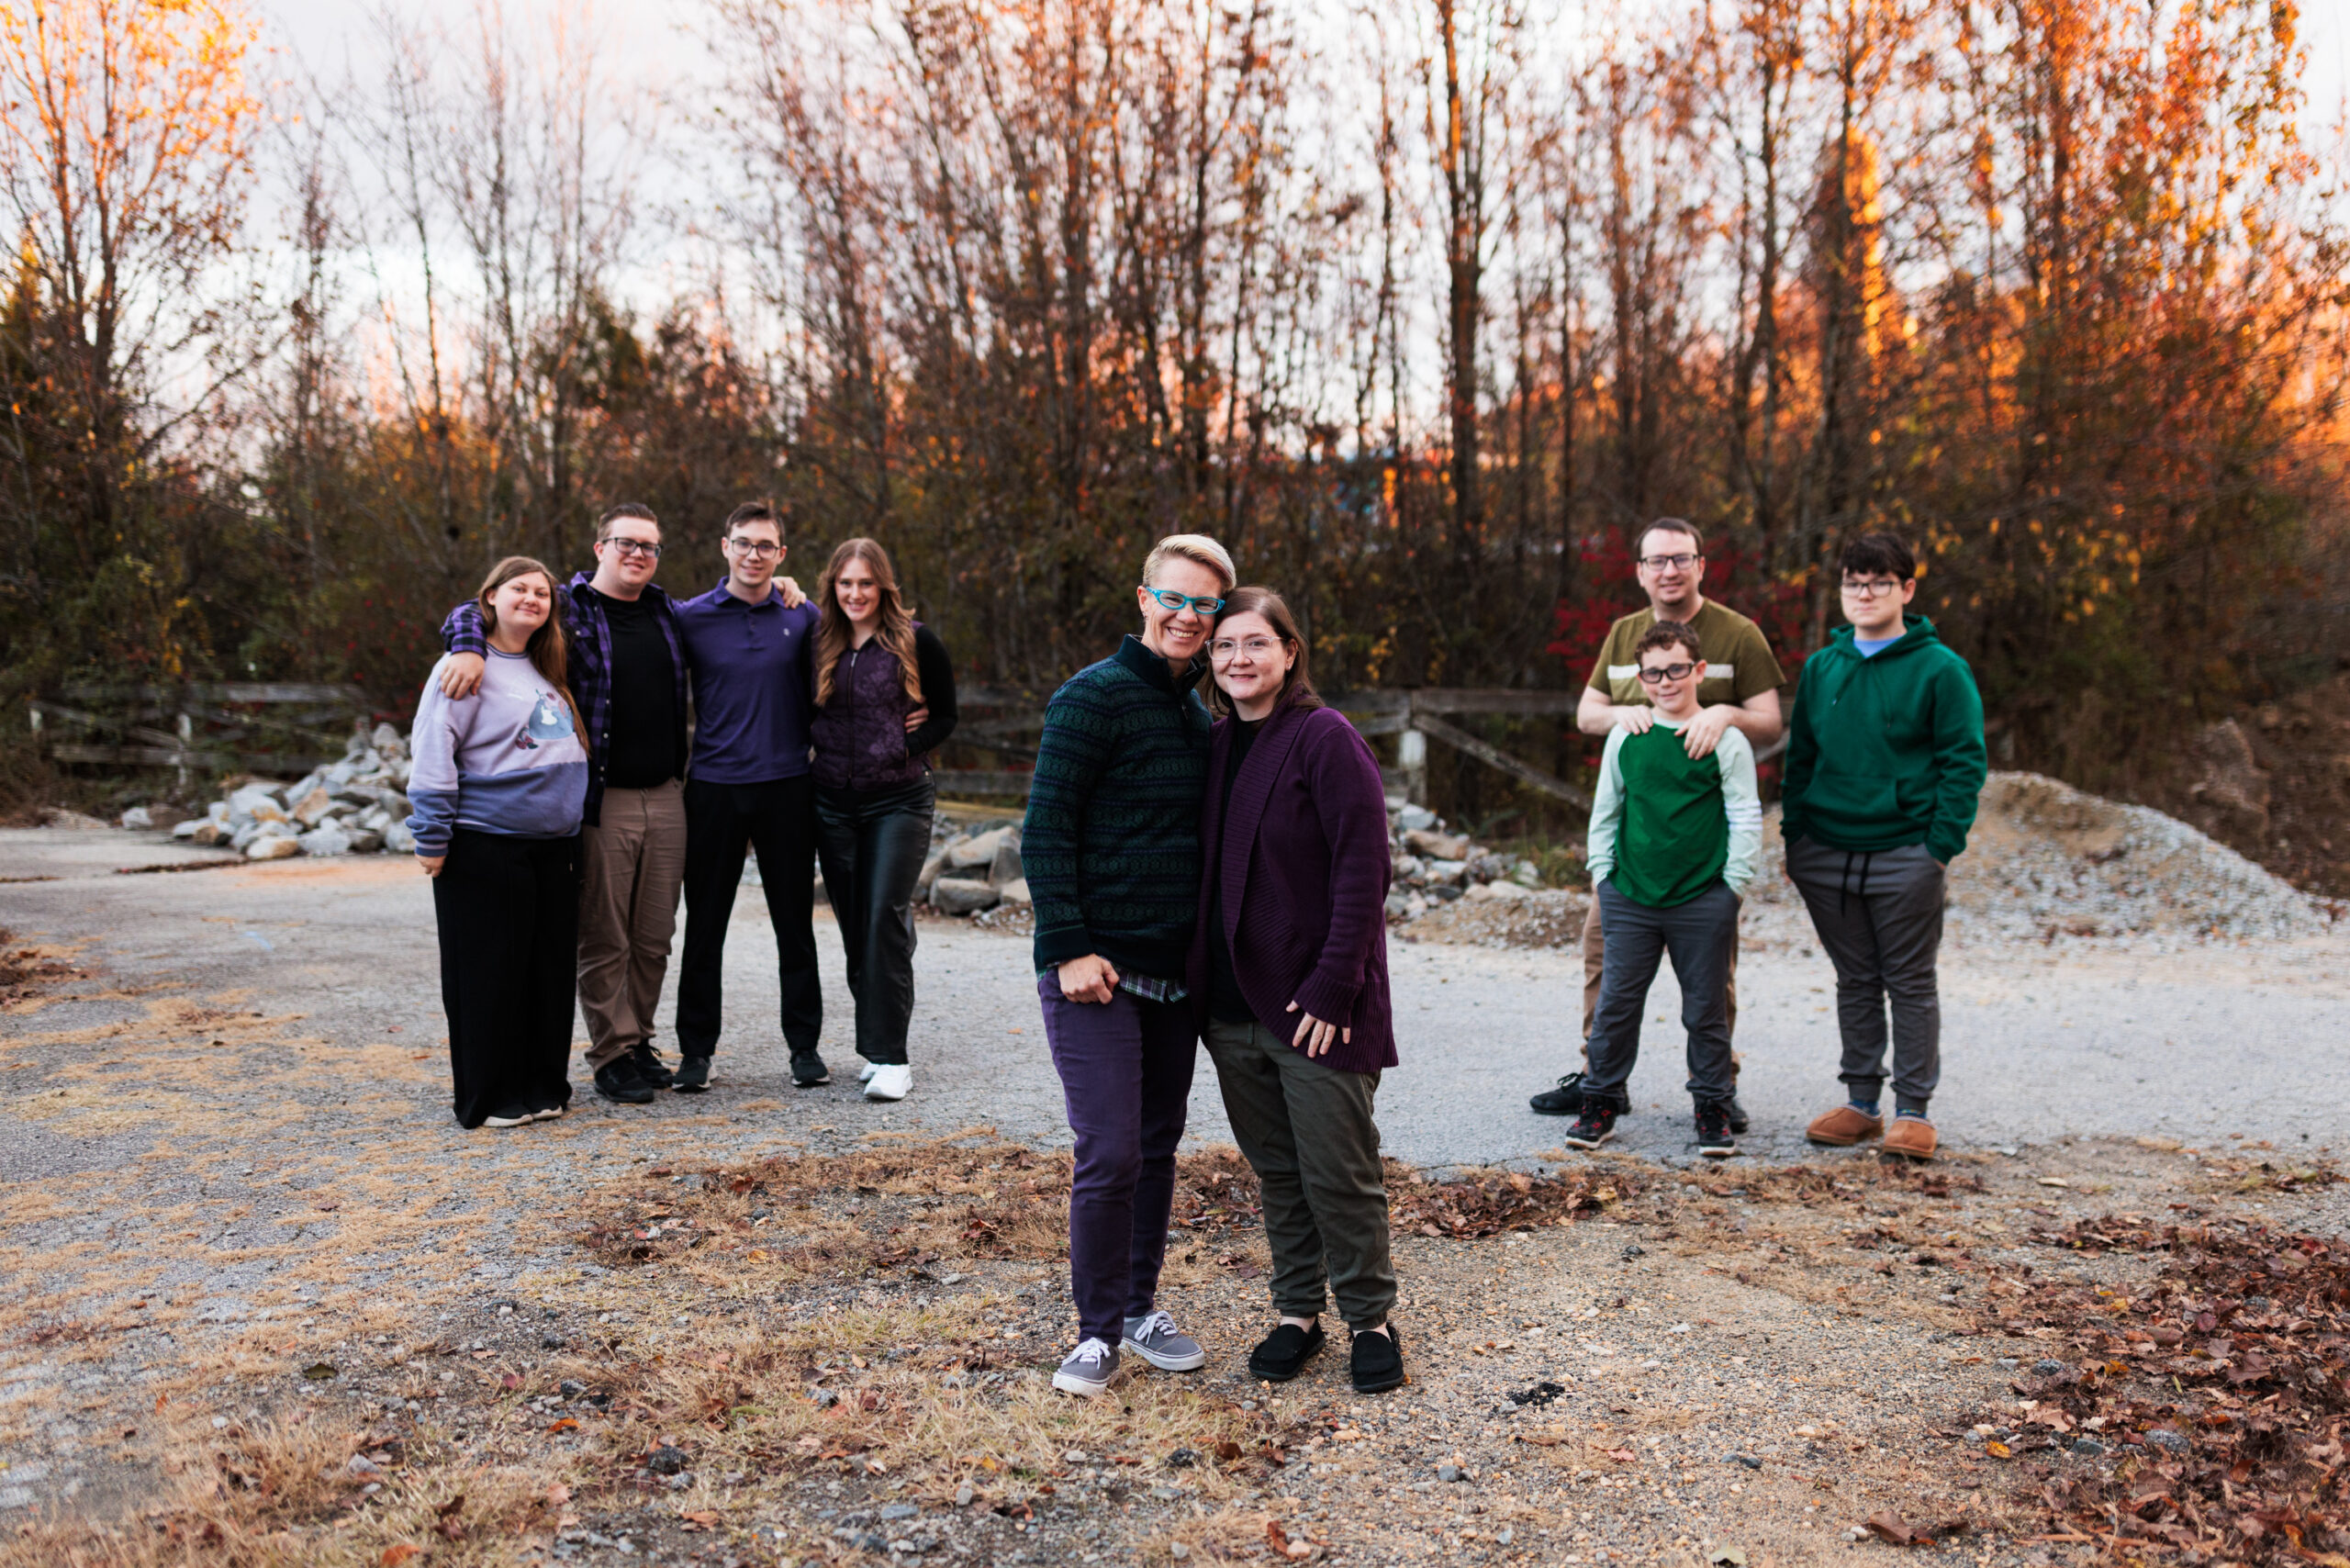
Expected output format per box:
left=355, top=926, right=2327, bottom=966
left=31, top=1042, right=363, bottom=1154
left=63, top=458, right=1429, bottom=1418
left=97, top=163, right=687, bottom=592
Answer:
left=5, top=827, right=2344, bottom=1177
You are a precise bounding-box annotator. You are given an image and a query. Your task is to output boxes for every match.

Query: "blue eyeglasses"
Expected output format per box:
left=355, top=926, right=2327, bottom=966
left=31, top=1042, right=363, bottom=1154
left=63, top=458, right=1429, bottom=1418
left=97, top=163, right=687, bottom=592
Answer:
left=1141, top=586, right=1225, bottom=615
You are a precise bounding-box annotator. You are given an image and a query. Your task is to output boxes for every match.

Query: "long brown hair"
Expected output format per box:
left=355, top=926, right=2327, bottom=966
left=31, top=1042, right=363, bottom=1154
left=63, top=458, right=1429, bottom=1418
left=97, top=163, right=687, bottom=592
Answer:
left=476, top=556, right=576, bottom=722
left=813, top=538, right=923, bottom=709
left=1207, top=586, right=1324, bottom=718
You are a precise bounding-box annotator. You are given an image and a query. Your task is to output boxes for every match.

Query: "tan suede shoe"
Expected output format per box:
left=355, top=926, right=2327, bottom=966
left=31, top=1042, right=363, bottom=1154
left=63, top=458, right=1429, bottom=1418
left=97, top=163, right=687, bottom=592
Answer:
left=1882, top=1115, right=1938, bottom=1161
left=1806, top=1104, right=1885, bottom=1146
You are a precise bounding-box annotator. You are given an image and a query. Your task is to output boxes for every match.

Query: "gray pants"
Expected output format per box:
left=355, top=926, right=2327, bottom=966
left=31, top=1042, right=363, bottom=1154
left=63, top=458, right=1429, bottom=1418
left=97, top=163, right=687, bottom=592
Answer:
left=1785, top=836, right=1946, bottom=1112
left=1203, top=1019, right=1395, bottom=1331
left=1585, top=879, right=1740, bottom=1111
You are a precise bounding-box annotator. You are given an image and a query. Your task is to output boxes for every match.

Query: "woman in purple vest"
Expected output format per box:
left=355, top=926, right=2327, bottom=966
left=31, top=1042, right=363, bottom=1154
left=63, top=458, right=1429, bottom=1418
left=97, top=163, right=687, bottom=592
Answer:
left=1186, top=587, right=1404, bottom=1394
left=810, top=538, right=959, bottom=1103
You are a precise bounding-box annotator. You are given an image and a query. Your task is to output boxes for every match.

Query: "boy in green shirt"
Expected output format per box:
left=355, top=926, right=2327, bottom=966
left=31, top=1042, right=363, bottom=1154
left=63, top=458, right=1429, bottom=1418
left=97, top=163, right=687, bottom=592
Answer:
left=1782, top=534, right=1986, bottom=1162
left=1564, top=621, right=1762, bottom=1158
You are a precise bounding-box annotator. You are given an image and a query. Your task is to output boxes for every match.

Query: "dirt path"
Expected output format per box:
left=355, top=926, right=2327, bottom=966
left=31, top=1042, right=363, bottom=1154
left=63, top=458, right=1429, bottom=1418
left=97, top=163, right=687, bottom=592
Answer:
left=1, top=830, right=2344, bottom=1566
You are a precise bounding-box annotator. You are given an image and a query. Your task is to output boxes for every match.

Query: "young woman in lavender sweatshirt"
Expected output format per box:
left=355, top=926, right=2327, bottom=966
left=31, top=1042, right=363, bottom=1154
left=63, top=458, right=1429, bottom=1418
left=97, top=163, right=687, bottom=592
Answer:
left=407, top=557, right=591, bottom=1129
left=1186, top=588, right=1404, bottom=1394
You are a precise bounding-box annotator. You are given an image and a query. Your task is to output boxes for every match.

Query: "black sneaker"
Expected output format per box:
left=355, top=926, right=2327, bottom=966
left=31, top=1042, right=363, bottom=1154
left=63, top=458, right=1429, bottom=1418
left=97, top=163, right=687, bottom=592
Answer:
left=593, top=1058, right=656, bottom=1105
left=671, top=1055, right=711, bottom=1093
left=1725, top=1094, right=1751, bottom=1135
left=789, top=1050, right=831, bottom=1088
left=1561, top=1103, right=1617, bottom=1149
left=1695, top=1102, right=1738, bottom=1159
left=1529, top=1071, right=1587, bottom=1116
left=1350, top=1326, right=1404, bottom=1394
left=1246, top=1322, right=1326, bottom=1382
left=630, top=1043, right=675, bottom=1090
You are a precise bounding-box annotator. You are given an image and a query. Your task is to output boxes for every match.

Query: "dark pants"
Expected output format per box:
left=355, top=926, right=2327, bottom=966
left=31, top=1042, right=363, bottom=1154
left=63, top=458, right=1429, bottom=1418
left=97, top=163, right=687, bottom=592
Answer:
left=813, top=778, right=934, bottom=1067
left=1203, top=1019, right=1394, bottom=1330
left=1584, top=878, right=1740, bottom=1112
left=1037, top=972, right=1197, bottom=1347
left=1785, top=836, right=1946, bottom=1113
left=677, top=776, right=823, bottom=1060
left=431, top=829, right=579, bottom=1128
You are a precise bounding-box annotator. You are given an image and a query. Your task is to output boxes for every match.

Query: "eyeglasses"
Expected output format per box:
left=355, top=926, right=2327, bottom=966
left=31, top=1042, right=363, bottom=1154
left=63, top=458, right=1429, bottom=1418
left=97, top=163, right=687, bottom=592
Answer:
left=1635, top=662, right=1697, bottom=683
left=1841, top=577, right=1907, bottom=598
left=1639, top=553, right=1699, bottom=570
left=727, top=539, right=782, bottom=558
left=605, top=537, right=662, bottom=558
left=1142, top=586, right=1225, bottom=615
left=1209, top=636, right=1283, bottom=662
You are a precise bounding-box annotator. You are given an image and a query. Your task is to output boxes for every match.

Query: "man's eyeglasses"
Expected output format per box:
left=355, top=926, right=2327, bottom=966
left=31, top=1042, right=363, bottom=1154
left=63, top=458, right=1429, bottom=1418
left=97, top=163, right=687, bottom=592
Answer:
left=605, top=537, right=662, bottom=558
left=1841, top=577, right=1907, bottom=598
left=1143, top=586, right=1225, bottom=615
left=1209, top=636, right=1283, bottom=662
left=1635, top=662, right=1697, bottom=684
left=1639, top=553, right=1699, bottom=570
left=728, top=539, right=783, bottom=558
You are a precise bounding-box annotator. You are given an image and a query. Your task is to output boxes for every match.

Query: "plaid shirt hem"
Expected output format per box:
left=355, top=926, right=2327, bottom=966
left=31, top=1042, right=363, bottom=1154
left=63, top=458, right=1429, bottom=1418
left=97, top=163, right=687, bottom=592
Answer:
left=1035, top=968, right=1189, bottom=1004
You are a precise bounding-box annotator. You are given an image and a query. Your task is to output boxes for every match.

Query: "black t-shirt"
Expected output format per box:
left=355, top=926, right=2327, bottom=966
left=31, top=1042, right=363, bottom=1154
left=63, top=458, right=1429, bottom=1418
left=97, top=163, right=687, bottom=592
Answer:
left=600, top=594, right=682, bottom=789
left=1206, top=717, right=1264, bottom=1025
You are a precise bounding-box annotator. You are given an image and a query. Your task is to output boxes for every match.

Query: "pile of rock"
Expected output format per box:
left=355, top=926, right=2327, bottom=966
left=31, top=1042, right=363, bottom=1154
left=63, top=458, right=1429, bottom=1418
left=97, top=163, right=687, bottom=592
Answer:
left=161, top=725, right=418, bottom=859
left=917, top=820, right=1027, bottom=916
left=1383, top=801, right=1545, bottom=922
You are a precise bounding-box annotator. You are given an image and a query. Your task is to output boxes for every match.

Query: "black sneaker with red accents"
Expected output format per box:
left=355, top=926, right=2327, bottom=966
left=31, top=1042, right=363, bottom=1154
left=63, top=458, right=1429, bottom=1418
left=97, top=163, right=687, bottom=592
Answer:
left=1561, top=1103, right=1617, bottom=1150
left=1695, top=1101, right=1738, bottom=1159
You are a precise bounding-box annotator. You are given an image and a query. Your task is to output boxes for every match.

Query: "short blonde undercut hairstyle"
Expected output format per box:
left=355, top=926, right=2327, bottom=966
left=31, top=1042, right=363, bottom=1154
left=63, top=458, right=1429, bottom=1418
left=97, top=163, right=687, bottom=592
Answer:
left=1141, top=533, right=1237, bottom=592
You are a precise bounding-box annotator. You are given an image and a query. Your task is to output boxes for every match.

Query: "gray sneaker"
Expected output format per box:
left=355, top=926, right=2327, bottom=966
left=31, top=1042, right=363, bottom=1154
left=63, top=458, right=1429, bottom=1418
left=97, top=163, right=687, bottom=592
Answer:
left=1052, top=1337, right=1121, bottom=1396
left=1121, top=1309, right=1206, bottom=1372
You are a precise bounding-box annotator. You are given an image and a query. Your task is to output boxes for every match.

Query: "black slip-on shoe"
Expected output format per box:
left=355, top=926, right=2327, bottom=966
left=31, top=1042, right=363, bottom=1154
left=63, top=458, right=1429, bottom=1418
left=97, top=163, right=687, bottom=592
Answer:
left=593, top=1059, right=656, bottom=1105
left=789, top=1050, right=832, bottom=1088
left=1529, top=1072, right=1586, bottom=1116
left=1350, top=1327, right=1404, bottom=1394
left=671, top=1055, right=711, bottom=1093
left=629, top=1042, right=675, bottom=1090
left=1247, top=1322, right=1326, bottom=1383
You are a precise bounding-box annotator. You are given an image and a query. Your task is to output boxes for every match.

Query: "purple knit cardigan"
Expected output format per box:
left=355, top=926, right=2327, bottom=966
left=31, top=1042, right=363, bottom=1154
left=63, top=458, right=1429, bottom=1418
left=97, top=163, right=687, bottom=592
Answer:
left=1185, top=701, right=1397, bottom=1073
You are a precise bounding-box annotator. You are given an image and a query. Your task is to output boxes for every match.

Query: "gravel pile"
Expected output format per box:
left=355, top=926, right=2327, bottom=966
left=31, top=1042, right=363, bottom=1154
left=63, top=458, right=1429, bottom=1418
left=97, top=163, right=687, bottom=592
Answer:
left=155, top=725, right=417, bottom=859
left=1403, top=770, right=2334, bottom=953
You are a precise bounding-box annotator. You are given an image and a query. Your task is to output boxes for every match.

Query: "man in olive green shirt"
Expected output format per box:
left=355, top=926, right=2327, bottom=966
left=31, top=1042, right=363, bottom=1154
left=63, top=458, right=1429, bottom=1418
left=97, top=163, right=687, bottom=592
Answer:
left=1532, top=518, right=1785, bottom=1120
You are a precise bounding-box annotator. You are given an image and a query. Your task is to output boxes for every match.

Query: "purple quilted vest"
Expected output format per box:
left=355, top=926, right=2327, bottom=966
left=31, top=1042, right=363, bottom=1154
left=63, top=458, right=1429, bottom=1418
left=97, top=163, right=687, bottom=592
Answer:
left=811, top=634, right=928, bottom=790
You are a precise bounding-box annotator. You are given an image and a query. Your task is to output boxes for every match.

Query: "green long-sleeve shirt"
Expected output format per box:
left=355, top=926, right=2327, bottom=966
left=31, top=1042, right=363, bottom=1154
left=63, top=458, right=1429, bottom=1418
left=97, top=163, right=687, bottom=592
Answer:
left=1586, top=719, right=1762, bottom=906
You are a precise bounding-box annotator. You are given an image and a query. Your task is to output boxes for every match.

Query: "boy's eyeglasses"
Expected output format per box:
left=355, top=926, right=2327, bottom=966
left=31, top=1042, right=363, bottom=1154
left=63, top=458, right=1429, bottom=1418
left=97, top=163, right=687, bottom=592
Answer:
left=606, top=538, right=662, bottom=558
left=1639, top=553, right=1699, bottom=570
left=1635, top=662, right=1697, bottom=684
left=1841, top=577, right=1907, bottom=597
left=1210, top=636, right=1283, bottom=662
left=728, top=539, right=783, bottom=558
left=1142, top=586, right=1225, bottom=615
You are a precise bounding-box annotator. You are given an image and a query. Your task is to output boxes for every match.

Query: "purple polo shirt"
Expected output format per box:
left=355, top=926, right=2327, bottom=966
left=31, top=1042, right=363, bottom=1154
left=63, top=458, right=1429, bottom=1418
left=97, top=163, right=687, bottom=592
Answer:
left=676, top=580, right=821, bottom=784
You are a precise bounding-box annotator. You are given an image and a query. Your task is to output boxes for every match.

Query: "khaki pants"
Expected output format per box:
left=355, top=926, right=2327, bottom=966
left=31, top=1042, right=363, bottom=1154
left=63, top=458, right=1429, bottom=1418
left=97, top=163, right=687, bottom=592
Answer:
left=1582, top=890, right=1740, bottom=1044
left=576, top=780, right=687, bottom=1070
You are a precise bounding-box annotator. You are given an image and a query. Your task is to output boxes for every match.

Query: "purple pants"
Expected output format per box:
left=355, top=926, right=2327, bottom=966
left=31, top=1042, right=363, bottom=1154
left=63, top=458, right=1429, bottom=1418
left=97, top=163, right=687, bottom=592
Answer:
left=1037, top=973, right=1198, bottom=1346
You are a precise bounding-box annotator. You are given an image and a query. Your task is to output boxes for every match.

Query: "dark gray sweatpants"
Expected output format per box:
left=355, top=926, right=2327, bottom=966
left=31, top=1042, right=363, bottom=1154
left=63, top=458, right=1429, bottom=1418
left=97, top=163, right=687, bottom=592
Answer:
left=1584, top=879, right=1740, bottom=1112
left=1785, top=836, right=1946, bottom=1113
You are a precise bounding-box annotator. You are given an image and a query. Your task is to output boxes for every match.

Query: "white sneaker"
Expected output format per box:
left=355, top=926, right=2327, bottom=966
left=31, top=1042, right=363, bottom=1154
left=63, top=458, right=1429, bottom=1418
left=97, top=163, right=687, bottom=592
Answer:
left=858, top=1060, right=878, bottom=1083
left=863, top=1064, right=912, bottom=1102
left=1053, top=1338, right=1121, bottom=1396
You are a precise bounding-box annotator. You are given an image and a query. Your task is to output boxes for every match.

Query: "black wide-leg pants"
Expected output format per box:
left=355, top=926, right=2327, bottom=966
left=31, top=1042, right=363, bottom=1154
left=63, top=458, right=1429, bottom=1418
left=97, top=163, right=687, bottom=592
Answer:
left=432, top=829, right=580, bottom=1128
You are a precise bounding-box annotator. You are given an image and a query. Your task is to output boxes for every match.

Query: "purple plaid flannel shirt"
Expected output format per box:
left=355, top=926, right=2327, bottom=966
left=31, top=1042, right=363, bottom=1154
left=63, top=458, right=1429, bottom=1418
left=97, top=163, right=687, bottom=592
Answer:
left=440, top=570, right=689, bottom=827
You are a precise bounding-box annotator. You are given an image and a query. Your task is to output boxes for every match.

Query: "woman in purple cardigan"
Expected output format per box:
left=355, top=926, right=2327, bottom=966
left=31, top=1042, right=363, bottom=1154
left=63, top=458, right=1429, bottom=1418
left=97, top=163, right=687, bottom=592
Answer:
left=1187, top=587, right=1403, bottom=1394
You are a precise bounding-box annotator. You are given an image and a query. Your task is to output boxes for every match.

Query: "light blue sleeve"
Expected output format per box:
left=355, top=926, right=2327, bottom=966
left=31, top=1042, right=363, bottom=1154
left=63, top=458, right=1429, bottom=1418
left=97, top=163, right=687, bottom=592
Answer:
left=405, top=660, right=466, bottom=856
left=1717, top=728, right=1762, bottom=895
left=1585, top=728, right=1628, bottom=889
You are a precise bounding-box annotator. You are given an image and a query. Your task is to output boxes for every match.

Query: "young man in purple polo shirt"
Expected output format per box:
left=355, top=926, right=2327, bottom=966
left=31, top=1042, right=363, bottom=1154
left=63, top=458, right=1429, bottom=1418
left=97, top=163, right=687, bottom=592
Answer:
left=673, top=501, right=830, bottom=1090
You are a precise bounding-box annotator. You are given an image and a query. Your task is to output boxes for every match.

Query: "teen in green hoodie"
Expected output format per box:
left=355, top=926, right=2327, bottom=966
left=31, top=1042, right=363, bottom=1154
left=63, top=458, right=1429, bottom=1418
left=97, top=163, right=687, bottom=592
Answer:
left=1781, top=533, right=1986, bottom=1161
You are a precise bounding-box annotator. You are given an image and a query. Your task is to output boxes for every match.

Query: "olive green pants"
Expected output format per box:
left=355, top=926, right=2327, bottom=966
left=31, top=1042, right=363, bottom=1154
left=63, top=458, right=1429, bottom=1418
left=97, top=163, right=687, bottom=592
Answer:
left=1203, top=1019, right=1395, bottom=1331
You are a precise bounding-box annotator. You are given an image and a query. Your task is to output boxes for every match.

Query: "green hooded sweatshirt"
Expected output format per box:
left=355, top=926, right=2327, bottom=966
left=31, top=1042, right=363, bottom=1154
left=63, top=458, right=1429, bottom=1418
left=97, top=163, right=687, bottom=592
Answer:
left=1780, top=616, right=1988, bottom=864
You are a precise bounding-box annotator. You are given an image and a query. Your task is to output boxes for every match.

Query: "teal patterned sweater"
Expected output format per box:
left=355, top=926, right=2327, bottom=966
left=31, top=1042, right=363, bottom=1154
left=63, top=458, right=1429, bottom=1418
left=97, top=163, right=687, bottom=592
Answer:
left=1024, top=635, right=1214, bottom=979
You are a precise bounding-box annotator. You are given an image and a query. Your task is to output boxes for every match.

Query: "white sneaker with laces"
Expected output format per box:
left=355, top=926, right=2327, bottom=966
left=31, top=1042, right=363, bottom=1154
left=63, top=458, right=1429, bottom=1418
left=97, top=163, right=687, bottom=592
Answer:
left=1121, top=1309, right=1207, bottom=1371
left=858, top=1060, right=878, bottom=1083
left=1053, top=1337, right=1121, bottom=1396
left=864, top=1064, right=912, bottom=1102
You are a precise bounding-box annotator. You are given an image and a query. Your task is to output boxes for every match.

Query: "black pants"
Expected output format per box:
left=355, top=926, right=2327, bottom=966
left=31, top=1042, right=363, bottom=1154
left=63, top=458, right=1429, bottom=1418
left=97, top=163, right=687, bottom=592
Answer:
left=813, top=778, right=935, bottom=1066
left=432, top=829, right=579, bottom=1128
left=677, top=776, right=823, bottom=1059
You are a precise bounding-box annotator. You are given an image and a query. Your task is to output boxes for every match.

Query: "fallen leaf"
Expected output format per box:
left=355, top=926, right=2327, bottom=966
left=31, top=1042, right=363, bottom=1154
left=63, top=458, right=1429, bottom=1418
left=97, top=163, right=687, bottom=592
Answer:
left=302, top=1362, right=337, bottom=1381
left=379, top=1548, right=421, bottom=1568
left=1865, top=1512, right=1926, bottom=1546
left=544, top=1418, right=579, bottom=1434
left=1213, top=1441, right=1244, bottom=1463
left=545, top=1484, right=571, bottom=1506
left=499, top=1372, right=522, bottom=1391
left=435, top=1495, right=465, bottom=1518
left=1983, top=1441, right=2012, bottom=1459
left=1604, top=1447, right=1637, bottom=1463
